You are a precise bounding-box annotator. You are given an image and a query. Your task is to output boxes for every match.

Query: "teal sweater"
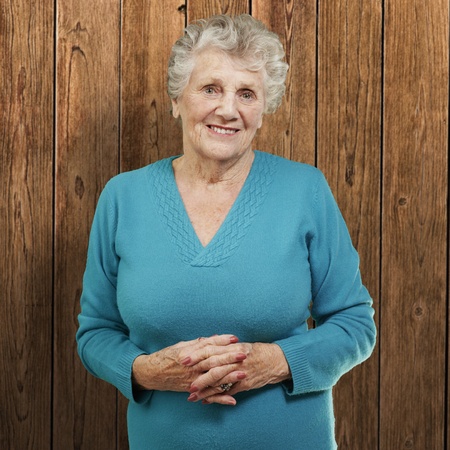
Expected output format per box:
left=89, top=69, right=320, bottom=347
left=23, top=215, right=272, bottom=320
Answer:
left=77, top=151, right=376, bottom=449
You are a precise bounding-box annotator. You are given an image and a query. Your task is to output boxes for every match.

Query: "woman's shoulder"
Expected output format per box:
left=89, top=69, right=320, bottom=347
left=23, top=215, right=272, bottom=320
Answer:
left=103, top=155, right=177, bottom=195
left=257, top=151, right=339, bottom=219
left=256, top=150, right=326, bottom=185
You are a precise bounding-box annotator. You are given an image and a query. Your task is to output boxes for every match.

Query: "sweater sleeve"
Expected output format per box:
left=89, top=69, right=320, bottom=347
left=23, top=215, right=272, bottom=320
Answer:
left=275, top=171, right=376, bottom=395
left=76, top=184, right=150, bottom=403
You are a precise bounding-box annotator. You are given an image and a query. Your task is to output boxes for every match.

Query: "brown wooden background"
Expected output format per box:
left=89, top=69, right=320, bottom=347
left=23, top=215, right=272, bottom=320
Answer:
left=1, top=0, right=448, bottom=448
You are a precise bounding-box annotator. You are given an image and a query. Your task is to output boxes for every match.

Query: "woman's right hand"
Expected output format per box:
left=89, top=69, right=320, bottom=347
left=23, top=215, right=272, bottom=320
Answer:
left=131, top=334, right=248, bottom=393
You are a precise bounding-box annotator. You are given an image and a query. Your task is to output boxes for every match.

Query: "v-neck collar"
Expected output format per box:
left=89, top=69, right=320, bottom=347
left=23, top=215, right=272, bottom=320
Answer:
left=148, top=151, right=278, bottom=267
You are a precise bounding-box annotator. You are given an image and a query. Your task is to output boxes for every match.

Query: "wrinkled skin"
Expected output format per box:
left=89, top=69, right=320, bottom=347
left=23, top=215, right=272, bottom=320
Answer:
left=132, top=334, right=290, bottom=406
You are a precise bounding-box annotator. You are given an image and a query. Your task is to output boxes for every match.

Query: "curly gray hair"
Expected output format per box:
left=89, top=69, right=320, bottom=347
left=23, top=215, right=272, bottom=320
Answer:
left=167, top=14, right=289, bottom=114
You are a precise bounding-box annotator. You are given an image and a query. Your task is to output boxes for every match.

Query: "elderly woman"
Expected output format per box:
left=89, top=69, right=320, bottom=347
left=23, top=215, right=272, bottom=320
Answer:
left=77, top=14, right=376, bottom=450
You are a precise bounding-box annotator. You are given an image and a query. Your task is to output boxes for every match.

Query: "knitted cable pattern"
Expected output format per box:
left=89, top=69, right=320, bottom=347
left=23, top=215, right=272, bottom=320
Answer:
left=148, top=151, right=278, bottom=267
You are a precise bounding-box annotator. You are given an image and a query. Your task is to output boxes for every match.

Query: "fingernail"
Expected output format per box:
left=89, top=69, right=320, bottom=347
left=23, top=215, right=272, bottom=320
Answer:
left=180, top=356, right=191, bottom=365
left=189, top=385, right=199, bottom=393
left=226, top=399, right=236, bottom=406
left=229, top=336, right=239, bottom=343
left=235, top=353, right=247, bottom=361
left=187, top=393, right=198, bottom=402
left=237, top=372, right=246, bottom=380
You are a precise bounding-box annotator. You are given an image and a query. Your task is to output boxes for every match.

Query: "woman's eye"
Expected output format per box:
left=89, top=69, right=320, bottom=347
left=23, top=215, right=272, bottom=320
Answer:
left=204, top=86, right=216, bottom=94
left=241, top=91, right=255, bottom=101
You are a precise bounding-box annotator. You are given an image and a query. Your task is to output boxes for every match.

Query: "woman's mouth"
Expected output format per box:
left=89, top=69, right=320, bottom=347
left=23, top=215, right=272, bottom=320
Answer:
left=208, top=125, right=239, bottom=135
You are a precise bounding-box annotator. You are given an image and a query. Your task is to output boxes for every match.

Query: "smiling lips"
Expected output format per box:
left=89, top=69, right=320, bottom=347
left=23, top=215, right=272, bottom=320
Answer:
left=208, top=125, right=239, bottom=135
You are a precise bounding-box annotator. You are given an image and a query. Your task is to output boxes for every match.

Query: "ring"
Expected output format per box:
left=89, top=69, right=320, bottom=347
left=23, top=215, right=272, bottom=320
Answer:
left=220, top=383, right=233, bottom=392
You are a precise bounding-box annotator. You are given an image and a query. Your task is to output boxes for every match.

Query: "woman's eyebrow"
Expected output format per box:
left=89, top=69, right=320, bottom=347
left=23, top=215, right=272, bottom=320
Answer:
left=197, top=75, right=259, bottom=90
left=196, top=76, right=224, bottom=86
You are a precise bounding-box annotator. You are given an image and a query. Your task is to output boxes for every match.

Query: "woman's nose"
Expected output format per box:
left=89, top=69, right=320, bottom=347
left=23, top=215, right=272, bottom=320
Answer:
left=216, top=93, right=238, bottom=120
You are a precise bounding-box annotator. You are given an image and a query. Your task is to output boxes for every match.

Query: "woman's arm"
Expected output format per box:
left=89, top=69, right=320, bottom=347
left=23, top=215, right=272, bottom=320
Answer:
left=76, top=186, right=148, bottom=402
left=187, top=171, right=376, bottom=403
left=77, top=186, right=249, bottom=402
left=274, top=172, right=376, bottom=396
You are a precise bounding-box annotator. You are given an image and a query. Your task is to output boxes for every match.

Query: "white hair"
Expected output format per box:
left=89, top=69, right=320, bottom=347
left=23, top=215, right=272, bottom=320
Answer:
left=167, top=14, right=289, bottom=114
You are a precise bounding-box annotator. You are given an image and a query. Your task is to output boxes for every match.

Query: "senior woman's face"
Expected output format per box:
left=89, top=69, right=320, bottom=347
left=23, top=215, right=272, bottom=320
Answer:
left=171, top=49, right=265, bottom=164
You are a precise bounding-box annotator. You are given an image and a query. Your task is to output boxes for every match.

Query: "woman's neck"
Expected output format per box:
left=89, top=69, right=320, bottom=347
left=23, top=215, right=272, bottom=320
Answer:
left=172, top=149, right=255, bottom=189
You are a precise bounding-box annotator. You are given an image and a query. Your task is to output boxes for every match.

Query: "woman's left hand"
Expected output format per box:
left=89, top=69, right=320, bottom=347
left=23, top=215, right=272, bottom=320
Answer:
left=186, top=342, right=291, bottom=406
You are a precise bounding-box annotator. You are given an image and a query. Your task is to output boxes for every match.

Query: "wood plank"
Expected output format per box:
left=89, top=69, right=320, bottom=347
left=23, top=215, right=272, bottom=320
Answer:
left=0, top=1, right=54, bottom=448
left=54, top=0, right=120, bottom=448
left=120, top=0, right=185, bottom=172
left=187, top=0, right=248, bottom=22
left=252, top=0, right=316, bottom=164
left=119, top=1, right=186, bottom=447
left=381, top=0, right=448, bottom=448
left=0, top=0, right=53, bottom=448
left=317, top=1, right=382, bottom=448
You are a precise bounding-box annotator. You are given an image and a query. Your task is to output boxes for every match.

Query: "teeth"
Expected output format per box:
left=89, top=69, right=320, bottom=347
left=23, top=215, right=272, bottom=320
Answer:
left=210, top=126, right=237, bottom=135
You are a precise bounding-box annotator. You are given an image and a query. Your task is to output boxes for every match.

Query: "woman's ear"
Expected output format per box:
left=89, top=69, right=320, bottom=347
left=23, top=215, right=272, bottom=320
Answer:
left=171, top=99, right=180, bottom=119
left=257, top=113, right=263, bottom=129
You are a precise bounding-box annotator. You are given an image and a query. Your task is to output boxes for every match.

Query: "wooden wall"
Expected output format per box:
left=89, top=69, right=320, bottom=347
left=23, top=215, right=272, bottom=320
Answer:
left=1, top=0, right=448, bottom=448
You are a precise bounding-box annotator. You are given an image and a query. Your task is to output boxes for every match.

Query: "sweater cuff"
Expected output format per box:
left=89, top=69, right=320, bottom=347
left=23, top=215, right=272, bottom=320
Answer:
left=274, top=337, right=313, bottom=396
left=116, top=348, right=152, bottom=404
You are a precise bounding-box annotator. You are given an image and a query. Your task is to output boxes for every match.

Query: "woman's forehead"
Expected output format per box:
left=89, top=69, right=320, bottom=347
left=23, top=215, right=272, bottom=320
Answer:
left=190, top=50, right=264, bottom=88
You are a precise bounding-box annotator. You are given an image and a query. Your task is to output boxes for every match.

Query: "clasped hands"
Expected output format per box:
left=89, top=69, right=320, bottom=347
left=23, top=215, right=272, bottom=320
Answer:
left=132, top=334, right=290, bottom=406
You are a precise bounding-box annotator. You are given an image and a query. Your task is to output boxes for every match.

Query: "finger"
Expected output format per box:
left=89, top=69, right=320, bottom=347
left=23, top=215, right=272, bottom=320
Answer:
left=193, top=351, right=247, bottom=372
left=201, top=334, right=239, bottom=345
left=190, top=366, right=235, bottom=393
left=174, top=335, right=221, bottom=348
left=178, top=335, right=241, bottom=365
left=190, top=366, right=246, bottom=394
left=201, top=394, right=237, bottom=406
left=188, top=372, right=245, bottom=403
left=188, top=381, right=235, bottom=402
left=181, top=341, right=251, bottom=367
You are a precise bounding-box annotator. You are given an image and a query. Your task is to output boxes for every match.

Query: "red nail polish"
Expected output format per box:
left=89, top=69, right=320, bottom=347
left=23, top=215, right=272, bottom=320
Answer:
left=181, top=356, right=191, bottom=365
left=235, top=353, right=247, bottom=361
left=189, top=385, right=199, bottom=393
left=187, top=393, right=197, bottom=402
left=229, top=336, right=239, bottom=343
left=237, top=372, right=246, bottom=380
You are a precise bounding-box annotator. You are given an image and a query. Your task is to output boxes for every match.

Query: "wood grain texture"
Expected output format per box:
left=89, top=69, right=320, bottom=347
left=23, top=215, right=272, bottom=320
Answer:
left=381, top=0, right=448, bottom=448
left=252, top=0, right=316, bottom=164
left=118, top=2, right=186, bottom=446
left=120, top=0, right=185, bottom=172
left=0, top=0, right=53, bottom=448
left=54, top=0, right=120, bottom=448
left=317, top=1, right=382, bottom=448
left=1, top=0, right=449, bottom=448
left=187, top=0, right=248, bottom=22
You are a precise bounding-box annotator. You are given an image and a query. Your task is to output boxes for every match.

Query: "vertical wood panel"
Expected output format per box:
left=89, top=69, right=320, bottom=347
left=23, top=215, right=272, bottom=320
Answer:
left=252, top=0, right=316, bottom=164
left=317, top=1, right=382, bottom=448
left=118, top=2, right=186, bottom=447
left=1, top=0, right=449, bottom=448
left=187, top=0, right=248, bottom=22
left=120, top=0, right=185, bottom=172
left=381, top=0, right=448, bottom=448
left=0, top=0, right=53, bottom=448
left=54, top=0, right=120, bottom=448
